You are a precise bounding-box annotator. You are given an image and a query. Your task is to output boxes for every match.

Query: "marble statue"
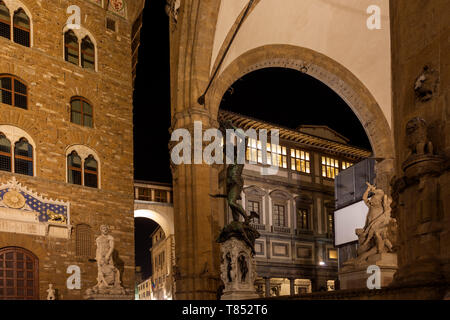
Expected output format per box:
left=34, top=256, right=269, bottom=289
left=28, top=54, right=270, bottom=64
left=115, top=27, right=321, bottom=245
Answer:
left=345, top=183, right=397, bottom=265
left=46, top=283, right=56, bottom=300
left=86, top=225, right=125, bottom=296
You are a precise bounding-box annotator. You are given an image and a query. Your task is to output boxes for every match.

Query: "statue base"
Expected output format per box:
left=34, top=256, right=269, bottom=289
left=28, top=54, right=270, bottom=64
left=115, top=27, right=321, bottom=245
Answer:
left=85, top=286, right=127, bottom=300
left=84, top=293, right=132, bottom=300
left=219, top=237, right=259, bottom=300
left=339, top=253, right=397, bottom=290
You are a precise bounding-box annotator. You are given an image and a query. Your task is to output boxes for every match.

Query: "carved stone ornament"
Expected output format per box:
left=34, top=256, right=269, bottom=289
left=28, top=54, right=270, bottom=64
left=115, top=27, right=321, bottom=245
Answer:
left=414, top=65, right=439, bottom=102
left=166, top=0, right=181, bottom=29
left=220, top=238, right=258, bottom=300
left=3, top=189, right=26, bottom=209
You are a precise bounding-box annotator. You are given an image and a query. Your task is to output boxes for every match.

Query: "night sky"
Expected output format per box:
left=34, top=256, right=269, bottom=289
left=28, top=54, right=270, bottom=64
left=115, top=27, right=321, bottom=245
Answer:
left=133, top=1, right=371, bottom=280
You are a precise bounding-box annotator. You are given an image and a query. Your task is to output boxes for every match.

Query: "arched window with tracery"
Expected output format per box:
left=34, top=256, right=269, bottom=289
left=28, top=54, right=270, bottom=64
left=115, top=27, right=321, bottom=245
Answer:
left=14, top=138, right=32, bottom=176
left=64, top=30, right=79, bottom=65
left=84, top=155, right=98, bottom=188
left=67, top=151, right=82, bottom=185
left=0, top=133, right=11, bottom=172
left=75, top=224, right=93, bottom=257
left=0, top=1, right=10, bottom=40
left=0, top=75, right=27, bottom=109
left=13, top=8, right=30, bottom=47
left=81, top=36, right=95, bottom=70
left=70, top=97, right=93, bottom=128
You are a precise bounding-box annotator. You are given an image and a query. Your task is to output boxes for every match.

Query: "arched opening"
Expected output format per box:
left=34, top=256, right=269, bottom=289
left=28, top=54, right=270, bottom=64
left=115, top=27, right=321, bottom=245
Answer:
left=215, top=65, right=374, bottom=296
left=134, top=208, right=174, bottom=300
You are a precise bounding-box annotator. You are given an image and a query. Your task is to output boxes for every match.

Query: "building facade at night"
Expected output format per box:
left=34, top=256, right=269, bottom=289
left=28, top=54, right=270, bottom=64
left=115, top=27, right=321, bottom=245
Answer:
left=0, top=0, right=144, bottom=299
left=218, top=111, right=371, bottom=296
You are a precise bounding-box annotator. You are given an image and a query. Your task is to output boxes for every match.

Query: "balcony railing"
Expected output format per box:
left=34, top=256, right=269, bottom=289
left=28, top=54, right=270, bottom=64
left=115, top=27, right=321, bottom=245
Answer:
left=271, top=225, right=291, bottom=234
left=250, top=223, right=266, bottom=231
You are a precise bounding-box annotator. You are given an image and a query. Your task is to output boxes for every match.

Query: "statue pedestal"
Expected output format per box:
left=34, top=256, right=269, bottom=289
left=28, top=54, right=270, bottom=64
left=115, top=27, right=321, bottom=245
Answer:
left=339, top=253, right=397, bottom=290
left=84, top=294, right=132, bottom=300
left=220, top=238, right=259, bottom=300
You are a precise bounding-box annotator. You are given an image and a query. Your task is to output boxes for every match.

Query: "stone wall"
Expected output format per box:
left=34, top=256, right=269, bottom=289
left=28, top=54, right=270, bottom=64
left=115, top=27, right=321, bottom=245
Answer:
left=0, top=0, right=139, bottom=299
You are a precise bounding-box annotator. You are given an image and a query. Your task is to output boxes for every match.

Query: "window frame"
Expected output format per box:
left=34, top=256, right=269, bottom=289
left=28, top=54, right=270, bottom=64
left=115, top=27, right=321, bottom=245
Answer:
left=272, top=203, right=287, bottom=227
left=80, top=36, right=95, bottom=70
left=12, top=8, right=30, bottom=47
left=0, top=1, right=11, bottom=40
left=13, top=138, right=33, bottom=176
left=290, top=148, right=311, bottom=174
left=297, top=207, right=310, bottom=230
left=70, top=97, right=94, bottom=128
left=321, top=155, right=340, bottom=180
left=83, top=155, right=98, bottom=188
left=247, top=199, right=262, bottom=224
left=67, top=151, right=83, bottom=186
left=64, top=30, right=80, bottom=66
left=0, top=75, right=28, bottom=109
left=0, top=132, right=12, bottom=172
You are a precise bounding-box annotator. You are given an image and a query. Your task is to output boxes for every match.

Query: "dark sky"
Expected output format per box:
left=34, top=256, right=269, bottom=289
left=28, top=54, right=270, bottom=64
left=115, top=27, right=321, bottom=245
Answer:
left=132, top=1, right=371, bottom=281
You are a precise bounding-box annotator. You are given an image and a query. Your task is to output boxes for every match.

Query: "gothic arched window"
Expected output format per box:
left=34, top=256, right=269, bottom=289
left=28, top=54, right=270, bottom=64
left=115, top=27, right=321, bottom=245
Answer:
left=84, top=155, right=98, bottom=188
left=13, top=9, right=30, bottom=47
left=0, top=75, right=27, bottom=109
left=0, top=133, right=12, bottom=172
left=0, top=1, right=10, bottom=40
left=70, top=97, right=93, bottom=128
left=14, top=138, right=33, bottom=176
left=67, top=151, right=82, bottom=185
left=81, top=36, right=95, bottom=70
left=75, top=224, right=93, bottom=257
left=64, top=30, right=79, bottom=65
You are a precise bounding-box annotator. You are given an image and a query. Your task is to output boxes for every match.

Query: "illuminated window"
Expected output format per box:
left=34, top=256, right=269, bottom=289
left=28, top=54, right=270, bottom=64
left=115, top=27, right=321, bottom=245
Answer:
left=247, top=200, right=261, bottom=224
left=246, top=138, right=287, bottom=168
left=273, top=204, right=286, bottom=227
left=0, top=1, right=10, bottom=40
left=13, top=9, right=30, bottom=47
left=342, top=161, right=353, bottom=170
left=81, top=36, right=95, bottom=70
left=290, top=149, right=310, bottom=173
left=64, top=30, right=79, bottom=65
left=321, top=156, right=339, bottom=179
left=84, top=155, right=98, bottom=188
left=0, top=133, right=11, bottom=172
left=328, top=249, right=338, bottom=260
left=71, top=97, right=93, bottom=127
left=68, top=151, right=82, bottom=185
left=297, top=208, right=309, bottom=230
left=14, top=138, right=33, bottom=176
left=0, top=75, right=28, bottom=109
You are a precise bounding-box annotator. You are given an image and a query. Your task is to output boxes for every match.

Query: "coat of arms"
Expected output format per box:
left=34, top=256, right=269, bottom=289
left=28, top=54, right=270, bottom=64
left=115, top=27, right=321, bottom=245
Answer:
left=110, top=0, right=124, bottom=11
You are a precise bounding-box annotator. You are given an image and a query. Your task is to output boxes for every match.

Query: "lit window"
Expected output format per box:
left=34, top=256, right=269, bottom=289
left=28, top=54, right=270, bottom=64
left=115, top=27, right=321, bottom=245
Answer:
left=247, top=200, right=261, bottom=224
left=64, top=30, right=79, bottom=65
left=290, top=149, right=310, bottom=173
left=342, top=161, right=353, bottom=170
left=71, top=97, right=93, bottom=127
left=328, top=249, right=338, bottom=260
left=14, top=138, right=33, bottom=176
left=297, top=208, right=309, bottom=230
left=246, top=138, right=287, bottom=168
left=84, top=155, right=98, bottom=188
left=68, top=151, right=82, bottom=185
left=0, top=75, right=28, bottom=109
left=321, top=156, right=339, bottom=179
left=13, top=9, right=30, bottom=47
left=0, top=1, right=10, bottom=40
left=273, top=204, right=286, bottom=227
left=0, top=133, right=12, bottom=172
left=81, top=36, right=95, bottom=70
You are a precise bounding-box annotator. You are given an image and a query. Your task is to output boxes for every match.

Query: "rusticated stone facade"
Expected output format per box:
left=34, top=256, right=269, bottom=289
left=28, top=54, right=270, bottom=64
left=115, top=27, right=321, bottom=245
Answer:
left=0, top=0, right=144, bottom=299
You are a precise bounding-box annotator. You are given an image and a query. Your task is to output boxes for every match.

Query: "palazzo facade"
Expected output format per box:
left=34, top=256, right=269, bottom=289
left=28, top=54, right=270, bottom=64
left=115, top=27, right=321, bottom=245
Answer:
left=0, top=0, right=144, bottom=299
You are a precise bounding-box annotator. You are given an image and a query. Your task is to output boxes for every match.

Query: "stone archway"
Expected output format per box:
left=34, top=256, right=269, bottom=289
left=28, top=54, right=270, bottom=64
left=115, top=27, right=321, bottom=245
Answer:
left=206, top=44, right=395, bottom=190
left=134, top=204, right=174, bottom=237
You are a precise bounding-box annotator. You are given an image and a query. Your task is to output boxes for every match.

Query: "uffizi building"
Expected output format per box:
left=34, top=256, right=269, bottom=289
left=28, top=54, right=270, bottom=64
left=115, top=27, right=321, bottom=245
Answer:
left=0, top=0, right=449, bottom=301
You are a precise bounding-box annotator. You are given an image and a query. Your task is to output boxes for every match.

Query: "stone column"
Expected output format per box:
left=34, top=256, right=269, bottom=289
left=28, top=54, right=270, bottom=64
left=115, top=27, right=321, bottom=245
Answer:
left=390, top=0, right=450, bottom=292
left=170, top=115, right=222, bottom=300
left=289, top=278, right=295, bottom=296
left=264, top=277, right=270, bottom=297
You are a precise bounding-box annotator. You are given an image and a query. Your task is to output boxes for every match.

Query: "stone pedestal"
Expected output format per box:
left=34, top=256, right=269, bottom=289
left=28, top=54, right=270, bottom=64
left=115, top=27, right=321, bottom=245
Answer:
left=339, top=253, right=397, bottom=290
left=220, top=238, right=259, bottom=300
left=84, top=293, right=132, bottom=300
